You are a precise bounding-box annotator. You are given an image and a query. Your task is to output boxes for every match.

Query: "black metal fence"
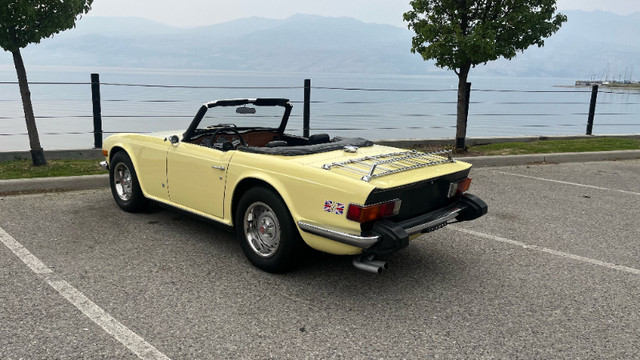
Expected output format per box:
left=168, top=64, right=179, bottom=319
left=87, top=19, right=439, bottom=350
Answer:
left=1, top=73, right=639, bottom=150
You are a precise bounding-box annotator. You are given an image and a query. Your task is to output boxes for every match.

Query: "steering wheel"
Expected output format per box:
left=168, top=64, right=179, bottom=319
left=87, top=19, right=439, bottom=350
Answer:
left=211, top=126, right=247, bottom=149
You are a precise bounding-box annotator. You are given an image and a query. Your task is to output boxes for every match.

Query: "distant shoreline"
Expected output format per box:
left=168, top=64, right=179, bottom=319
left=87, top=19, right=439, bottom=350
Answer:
left=574, top=80, right=640, bottom=90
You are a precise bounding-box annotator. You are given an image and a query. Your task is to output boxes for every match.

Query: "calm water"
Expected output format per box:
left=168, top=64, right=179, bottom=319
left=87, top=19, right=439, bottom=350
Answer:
left=1, top=66, right=639, bottom=151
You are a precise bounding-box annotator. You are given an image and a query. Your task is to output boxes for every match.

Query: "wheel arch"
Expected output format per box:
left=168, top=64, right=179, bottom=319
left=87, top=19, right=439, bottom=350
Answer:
left=107, top=145, right=148, bottom=212
left=106, top=144, right=149, bottom=197
left=231, top=177, right=285, bottom=227
left=107, top=146, right=126, bottom=163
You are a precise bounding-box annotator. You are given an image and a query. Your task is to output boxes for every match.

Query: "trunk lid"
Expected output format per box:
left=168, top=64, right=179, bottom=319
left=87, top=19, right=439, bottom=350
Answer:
left=299, top=145, right=472, bottom=189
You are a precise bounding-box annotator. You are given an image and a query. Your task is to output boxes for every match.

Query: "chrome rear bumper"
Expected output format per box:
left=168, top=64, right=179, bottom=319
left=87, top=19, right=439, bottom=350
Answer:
left=297, top=222, right=380, bottom=248
left=297, top=194, right=487, bottom=254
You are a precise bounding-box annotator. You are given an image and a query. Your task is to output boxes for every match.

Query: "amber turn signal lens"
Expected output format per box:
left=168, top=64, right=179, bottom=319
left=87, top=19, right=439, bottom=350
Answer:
left=457, top=177, right=472, bottom=193
left=448, top=178, right=472, bottom=197
left=102, top=149, right=108, bottom=157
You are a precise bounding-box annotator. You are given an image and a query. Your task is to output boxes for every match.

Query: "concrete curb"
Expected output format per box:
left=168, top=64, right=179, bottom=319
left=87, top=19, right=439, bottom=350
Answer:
left=2, top=150, right=640, bottom=194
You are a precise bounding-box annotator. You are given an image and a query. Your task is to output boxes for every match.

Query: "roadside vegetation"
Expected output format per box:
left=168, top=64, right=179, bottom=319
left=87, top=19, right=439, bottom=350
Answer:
left=0, top=159, right=107, bottom=180
left=410, top=137, right=640, bottom=157
left=0, top=138, right=639, bottom=180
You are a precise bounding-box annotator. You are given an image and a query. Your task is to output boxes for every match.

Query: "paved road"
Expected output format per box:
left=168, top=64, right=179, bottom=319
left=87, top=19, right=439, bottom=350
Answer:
left=1, top=159, right=639, bottom=359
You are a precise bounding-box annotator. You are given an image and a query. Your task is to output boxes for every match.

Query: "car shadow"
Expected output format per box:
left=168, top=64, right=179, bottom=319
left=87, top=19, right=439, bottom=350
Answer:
left=135, top=200, right=466, bottom=293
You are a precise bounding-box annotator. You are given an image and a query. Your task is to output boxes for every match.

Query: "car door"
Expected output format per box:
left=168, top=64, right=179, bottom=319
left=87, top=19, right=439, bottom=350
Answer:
left=166, top=142, right=232, bottom=219
left=128, top=136, right=172, bottom=202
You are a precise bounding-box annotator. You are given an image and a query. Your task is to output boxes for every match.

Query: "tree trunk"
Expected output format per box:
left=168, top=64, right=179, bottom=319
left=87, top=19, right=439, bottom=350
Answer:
left=12, top=49, right=47, bottom=166
left=455, top=64, right=471, bottom=150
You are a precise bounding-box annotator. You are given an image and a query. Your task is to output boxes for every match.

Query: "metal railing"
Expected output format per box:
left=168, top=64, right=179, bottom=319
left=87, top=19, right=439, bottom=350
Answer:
left=1, top=73, right=639, bottom=150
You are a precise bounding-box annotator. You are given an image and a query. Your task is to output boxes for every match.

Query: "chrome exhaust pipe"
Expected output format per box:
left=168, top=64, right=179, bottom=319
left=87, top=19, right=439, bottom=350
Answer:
left=366, top=259, right=388, bottom=270
left=353, top=255, right=388, bottom=274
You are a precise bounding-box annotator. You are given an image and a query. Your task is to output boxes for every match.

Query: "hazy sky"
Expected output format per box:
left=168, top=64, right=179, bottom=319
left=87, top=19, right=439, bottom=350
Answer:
left=86, top=0, right=640, bottom=28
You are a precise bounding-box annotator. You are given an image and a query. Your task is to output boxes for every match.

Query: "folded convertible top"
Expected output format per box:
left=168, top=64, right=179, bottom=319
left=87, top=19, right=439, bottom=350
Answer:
left=238, top=137, right=374, bottom=156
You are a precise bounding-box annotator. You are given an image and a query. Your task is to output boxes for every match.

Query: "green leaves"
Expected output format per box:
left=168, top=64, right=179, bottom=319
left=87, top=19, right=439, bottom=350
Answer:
left=0, top=0, right=94, bottom=52
left=404, top=0, right=567, bottom=72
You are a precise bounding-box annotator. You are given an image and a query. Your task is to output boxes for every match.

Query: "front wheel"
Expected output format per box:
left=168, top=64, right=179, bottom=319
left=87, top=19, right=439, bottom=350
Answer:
left=109, top=151, right=147, bottom=212
left=236, top=187, right=303, bottom=272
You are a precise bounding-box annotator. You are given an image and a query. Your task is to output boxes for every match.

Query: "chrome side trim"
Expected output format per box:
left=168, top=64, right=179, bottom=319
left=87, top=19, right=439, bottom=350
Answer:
left=404, top=208, right=462, bottom=235
left=297, top=221, right=379, bottom=249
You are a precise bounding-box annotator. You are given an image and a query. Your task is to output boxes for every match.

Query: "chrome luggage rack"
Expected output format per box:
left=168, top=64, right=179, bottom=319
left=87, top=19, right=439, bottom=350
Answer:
left=322, top=149, right=455, bottom=182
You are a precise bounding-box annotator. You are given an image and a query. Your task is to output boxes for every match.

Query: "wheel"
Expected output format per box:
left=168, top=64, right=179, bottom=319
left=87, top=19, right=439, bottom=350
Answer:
left=109, top=151, right=147, bottom=212
left=236, top=187, right=303, bottom=272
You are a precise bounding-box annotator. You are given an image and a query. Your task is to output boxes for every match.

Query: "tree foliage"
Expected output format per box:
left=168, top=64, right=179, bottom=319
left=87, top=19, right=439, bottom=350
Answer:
left=404, top=0, right=567, bottom=73
left=0, top=0, right=93, bottom=165
left=1, top=0, right=93, bottom=51
left=404, top=0, right=567, bottom=148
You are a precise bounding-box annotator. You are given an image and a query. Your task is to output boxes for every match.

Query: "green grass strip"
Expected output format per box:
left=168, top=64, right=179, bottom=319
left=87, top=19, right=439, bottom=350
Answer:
left=0, top=159, right=108, bottom=180
left=470, top=138, right=640, bottom=156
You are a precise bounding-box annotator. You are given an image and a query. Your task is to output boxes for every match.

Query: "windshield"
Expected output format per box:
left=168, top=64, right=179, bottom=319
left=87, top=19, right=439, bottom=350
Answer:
left=198, top=104, right=286, bottom=131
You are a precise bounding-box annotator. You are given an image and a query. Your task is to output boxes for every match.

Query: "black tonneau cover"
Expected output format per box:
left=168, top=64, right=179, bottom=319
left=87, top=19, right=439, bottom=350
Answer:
left=239, top=137, right=374, bottom=156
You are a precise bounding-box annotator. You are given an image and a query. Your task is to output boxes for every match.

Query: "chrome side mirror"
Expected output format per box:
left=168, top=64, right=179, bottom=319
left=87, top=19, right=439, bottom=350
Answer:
left=165, top=135, right=180, bottom=146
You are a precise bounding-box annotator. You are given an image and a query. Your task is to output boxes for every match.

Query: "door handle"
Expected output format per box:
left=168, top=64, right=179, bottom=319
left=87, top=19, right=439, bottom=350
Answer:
left=211, top=165, right=226, bottom=170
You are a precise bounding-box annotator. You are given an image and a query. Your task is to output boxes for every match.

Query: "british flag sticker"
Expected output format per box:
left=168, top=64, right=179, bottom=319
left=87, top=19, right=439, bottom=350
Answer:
left=324, top=200, right=345, bottom=215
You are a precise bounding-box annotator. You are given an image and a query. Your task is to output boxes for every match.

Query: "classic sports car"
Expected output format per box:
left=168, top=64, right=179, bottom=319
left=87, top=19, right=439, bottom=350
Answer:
left=100, top=98, right=487, bottom=273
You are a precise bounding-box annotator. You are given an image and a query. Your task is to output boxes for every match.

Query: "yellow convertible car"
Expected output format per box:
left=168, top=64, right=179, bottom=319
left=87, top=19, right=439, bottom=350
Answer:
left=100, top=98, right=487, bottom=273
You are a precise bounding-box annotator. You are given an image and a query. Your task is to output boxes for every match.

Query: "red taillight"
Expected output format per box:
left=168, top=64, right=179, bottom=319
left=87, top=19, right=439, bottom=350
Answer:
left=346, top=200, right=401, bottom=223
left=448, top=178, right=472, bottom=197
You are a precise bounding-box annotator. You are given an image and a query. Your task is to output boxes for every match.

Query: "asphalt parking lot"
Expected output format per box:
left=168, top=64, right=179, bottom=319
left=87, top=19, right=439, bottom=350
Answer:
left=1, top=159, right=639, bottom=359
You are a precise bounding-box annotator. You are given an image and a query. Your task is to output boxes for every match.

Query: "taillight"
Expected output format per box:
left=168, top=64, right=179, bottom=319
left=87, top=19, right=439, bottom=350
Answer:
left=346, top=199, right=401, bottom=223
left=448, top=178, right=472, bottom=198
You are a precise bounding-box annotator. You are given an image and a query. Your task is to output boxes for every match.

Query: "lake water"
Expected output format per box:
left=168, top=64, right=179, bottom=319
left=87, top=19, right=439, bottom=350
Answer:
left=1, top=66, right=639, bottom=151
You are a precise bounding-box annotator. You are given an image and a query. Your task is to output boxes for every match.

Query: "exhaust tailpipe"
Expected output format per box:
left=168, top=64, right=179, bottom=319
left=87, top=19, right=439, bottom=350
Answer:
left=353, top=255, right=388, bottom=274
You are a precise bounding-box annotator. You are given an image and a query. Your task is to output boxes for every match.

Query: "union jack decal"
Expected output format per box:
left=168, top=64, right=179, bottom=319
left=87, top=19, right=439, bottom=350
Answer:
left=324, top=200, right=345, bottom=215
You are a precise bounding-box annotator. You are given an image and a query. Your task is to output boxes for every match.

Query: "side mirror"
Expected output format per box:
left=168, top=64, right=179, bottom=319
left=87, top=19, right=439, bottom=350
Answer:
left=165, top=135, right=180, bottom=145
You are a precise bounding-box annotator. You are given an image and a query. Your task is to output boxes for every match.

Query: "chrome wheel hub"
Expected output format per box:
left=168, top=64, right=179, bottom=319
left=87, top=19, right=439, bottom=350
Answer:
left=113, top=163, right=133, bottom=201
left=244, top=202, right=280, bottom=258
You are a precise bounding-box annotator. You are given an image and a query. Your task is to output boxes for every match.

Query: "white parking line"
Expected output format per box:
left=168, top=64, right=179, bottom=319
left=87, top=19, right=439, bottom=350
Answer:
left=494, top=171, right=640, bottom=196
left=449, top=226, right=640, bottom=276
left=0, top=226, right=171, bottom=360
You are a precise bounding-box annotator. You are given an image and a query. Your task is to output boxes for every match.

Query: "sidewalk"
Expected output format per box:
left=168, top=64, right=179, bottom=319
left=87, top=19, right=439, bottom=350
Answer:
left=2, top=149, right=640, bottom=194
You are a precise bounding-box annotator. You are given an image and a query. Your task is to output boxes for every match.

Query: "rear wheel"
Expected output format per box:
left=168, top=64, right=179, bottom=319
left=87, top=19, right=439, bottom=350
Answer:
left=109, top=151, right=147, bottom=212
left=236, top=187, right=303, bottom=272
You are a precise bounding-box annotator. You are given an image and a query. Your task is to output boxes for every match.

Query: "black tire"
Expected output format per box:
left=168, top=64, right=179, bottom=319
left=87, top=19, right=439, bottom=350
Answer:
left=109, top=151, right=147, bottom=212
left=235, top=186, right=303, bottom=272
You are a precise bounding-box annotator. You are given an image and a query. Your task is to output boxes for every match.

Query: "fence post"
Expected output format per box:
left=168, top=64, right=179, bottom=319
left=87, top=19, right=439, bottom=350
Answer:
left=586, top=84, right=598, bottom=135
left=303, top=79, right=311, bottom=138
left=91, top=73, right=103, bottom=148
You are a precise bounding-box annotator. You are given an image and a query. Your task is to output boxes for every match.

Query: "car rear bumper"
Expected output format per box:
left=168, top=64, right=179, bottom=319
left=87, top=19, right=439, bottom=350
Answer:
left=297, top=194, right=487, bottom=255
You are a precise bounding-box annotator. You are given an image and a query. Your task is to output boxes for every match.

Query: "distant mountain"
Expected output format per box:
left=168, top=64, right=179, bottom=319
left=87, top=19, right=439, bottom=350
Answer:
left=1, top=14, right=433, bottom=74
left=1, top=11, right=639, bottom=78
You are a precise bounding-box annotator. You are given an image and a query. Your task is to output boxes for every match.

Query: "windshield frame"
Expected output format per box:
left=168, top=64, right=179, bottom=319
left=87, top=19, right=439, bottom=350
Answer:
left=182, top=98, right=293, bottom=142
